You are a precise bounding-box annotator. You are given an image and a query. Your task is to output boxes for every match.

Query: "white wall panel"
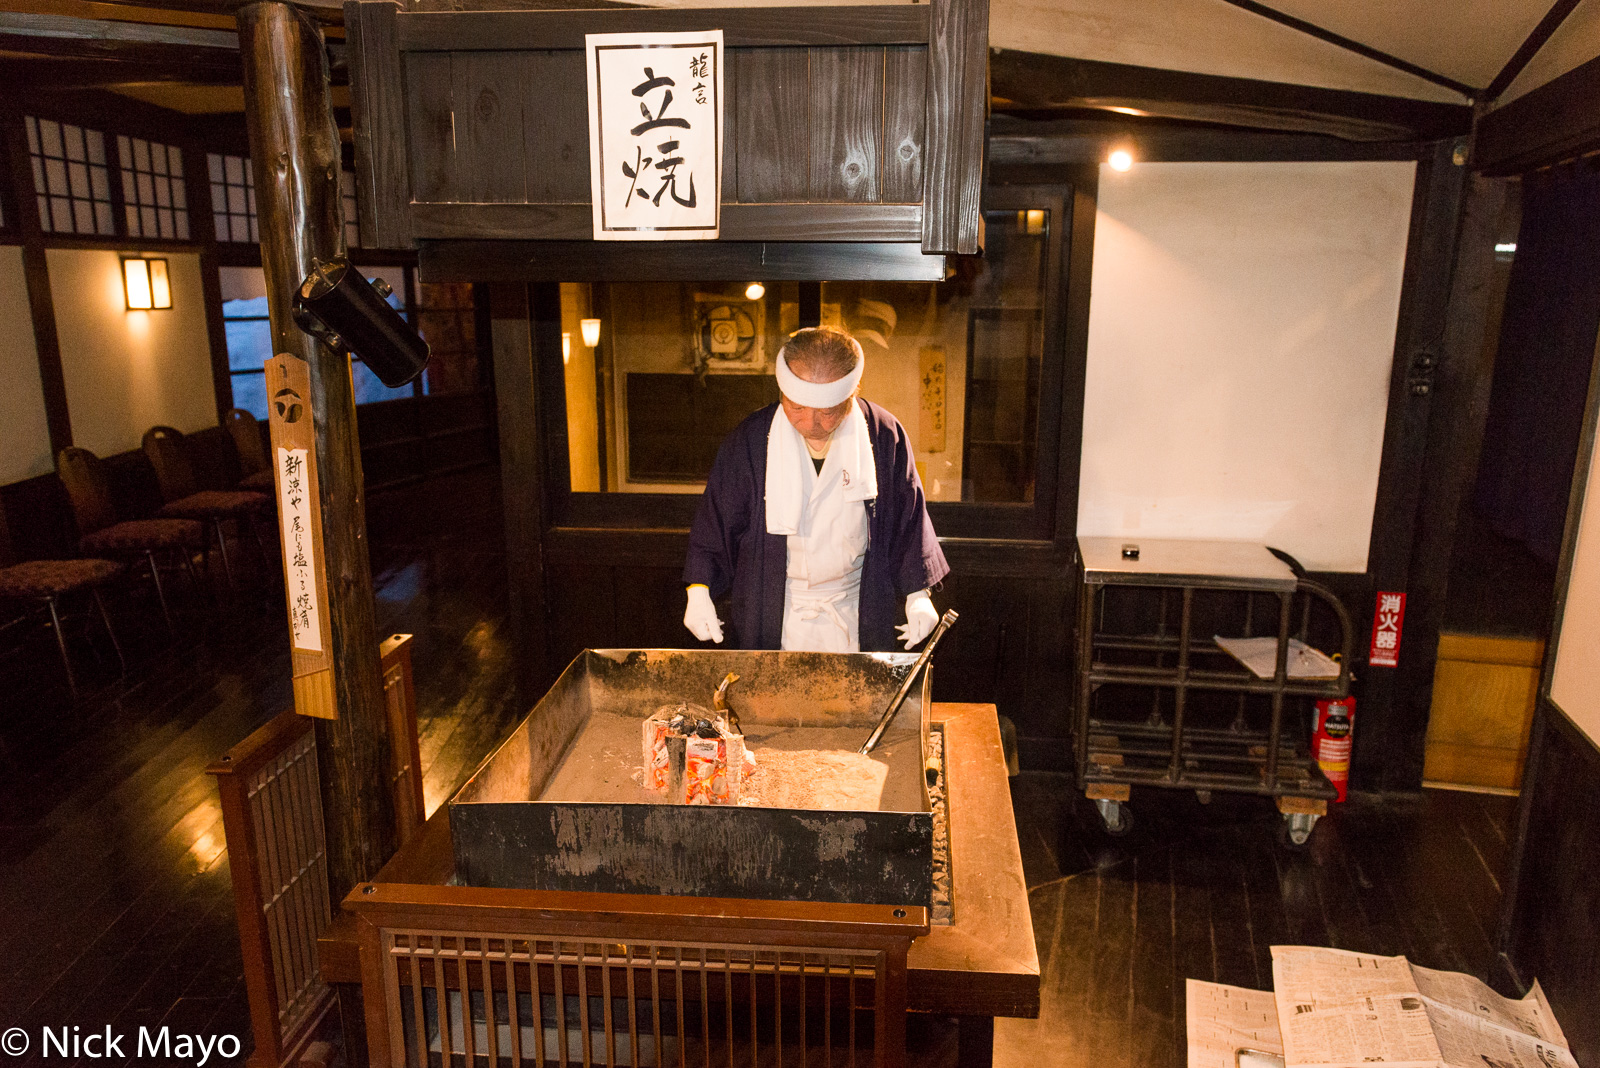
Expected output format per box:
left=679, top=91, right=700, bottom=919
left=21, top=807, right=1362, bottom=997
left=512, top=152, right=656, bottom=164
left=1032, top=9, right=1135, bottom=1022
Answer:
left=49, top=249, right=217, bottom=458
left=0, top=245, right=52, bottom=486
left=1551, top=405, right=1600, bottom=747
left=1078, top=160, right=1416, bottom=573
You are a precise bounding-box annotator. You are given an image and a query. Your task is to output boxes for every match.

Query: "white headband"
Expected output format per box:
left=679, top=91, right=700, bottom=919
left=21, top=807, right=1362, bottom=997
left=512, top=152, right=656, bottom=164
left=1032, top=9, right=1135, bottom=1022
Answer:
left=774, top=345, right=863, bottom=408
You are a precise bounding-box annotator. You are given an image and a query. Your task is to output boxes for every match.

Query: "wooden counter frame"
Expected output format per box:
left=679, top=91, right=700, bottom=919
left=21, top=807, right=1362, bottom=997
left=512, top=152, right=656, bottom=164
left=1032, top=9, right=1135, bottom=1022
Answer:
left=318, top=702, right=1040, bottom=1065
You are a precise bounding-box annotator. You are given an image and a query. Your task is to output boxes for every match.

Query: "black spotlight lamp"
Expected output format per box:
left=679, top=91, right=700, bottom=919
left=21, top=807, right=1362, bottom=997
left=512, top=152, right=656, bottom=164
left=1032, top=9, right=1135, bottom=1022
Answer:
left=292, top=257, right=429, bottom=388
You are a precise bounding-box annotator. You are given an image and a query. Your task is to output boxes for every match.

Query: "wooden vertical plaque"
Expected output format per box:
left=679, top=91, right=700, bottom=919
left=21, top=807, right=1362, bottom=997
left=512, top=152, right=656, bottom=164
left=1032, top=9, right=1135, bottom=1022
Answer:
left=265, top=354, right=338, bottom=719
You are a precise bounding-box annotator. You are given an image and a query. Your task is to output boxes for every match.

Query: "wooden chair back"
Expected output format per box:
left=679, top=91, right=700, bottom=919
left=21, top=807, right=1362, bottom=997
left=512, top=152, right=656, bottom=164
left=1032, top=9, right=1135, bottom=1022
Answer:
left=209, top=635, right=426, bottom=1068
left=227, top=408, right=270, bottom=476
left=56, top=447, right=120, bottom=538
left=142, top=425, right=198, bottom=504
left=346, top=883, right=926, bottom=1068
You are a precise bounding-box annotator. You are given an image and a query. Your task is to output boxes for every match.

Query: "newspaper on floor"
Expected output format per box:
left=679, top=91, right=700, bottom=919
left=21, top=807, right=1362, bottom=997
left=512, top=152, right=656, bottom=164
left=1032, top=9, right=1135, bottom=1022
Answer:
left=1186, top=979, right=1285, bottom=1068
left=1269, top=945, right=1575, bottom=1068
left=1213, top=636, right=1341, bottom=679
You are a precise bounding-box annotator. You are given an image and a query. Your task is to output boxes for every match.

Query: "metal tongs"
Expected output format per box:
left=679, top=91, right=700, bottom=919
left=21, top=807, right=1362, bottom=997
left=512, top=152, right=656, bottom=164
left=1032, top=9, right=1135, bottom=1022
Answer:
left=859, top=609, right=959, bottom=754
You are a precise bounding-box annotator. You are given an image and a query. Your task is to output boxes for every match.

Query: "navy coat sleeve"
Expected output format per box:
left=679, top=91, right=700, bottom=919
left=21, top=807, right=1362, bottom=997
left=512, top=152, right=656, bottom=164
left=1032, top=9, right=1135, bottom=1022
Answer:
left=683, top=413, right=758, bottom=599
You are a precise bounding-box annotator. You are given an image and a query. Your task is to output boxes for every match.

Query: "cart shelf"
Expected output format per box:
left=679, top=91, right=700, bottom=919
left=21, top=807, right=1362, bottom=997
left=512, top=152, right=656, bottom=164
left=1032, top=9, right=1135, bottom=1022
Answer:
left=1073, top=537, right=1354, bottom=843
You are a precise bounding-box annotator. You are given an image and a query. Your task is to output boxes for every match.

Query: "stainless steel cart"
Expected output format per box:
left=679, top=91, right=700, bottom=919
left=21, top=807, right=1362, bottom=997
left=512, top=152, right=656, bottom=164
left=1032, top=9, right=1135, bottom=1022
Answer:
left=1074, top=537, right=1354, bottom=844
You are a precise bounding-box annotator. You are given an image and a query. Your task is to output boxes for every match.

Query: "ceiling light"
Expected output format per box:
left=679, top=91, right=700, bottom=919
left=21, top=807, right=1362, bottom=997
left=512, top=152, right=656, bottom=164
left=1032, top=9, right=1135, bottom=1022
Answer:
left=745, top=282, right=765, bottom=301
left=581, top=318, right=602, bottom=348
left=1108, top=149, right=1134, bottom=172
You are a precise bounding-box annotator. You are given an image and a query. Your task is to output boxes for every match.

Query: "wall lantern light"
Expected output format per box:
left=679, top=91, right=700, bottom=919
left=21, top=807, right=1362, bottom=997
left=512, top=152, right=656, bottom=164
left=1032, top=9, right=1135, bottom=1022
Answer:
left=580, top=318, right=602, bottom=348
left=1108, top=149, right=1134, bottom=172
left=123, top=257, right=172, bottom=311
left=745, top=282, right=765, bottom=301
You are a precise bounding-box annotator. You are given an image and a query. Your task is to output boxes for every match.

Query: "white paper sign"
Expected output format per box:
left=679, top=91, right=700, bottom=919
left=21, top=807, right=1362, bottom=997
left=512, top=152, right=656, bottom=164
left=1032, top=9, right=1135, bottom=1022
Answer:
left=277, top=446, right=323, bottom=653
left=586, top=29, right=723, bottom=240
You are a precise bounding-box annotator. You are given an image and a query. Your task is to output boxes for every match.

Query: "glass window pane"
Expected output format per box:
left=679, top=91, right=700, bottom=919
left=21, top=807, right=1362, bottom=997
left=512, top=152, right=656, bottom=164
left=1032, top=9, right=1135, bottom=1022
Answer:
left=91, top=167, right=109, bottom=201
left=223, top=310, right=273, bottom=373
left=125, top=204, right=140, bottom=235
left=73, top=199, right=92, bottom=234
left=175, top=213, right=190, bottom=241
left=86, top=130, right=105, bottom=166
left=350, top=359, right=413, bottom=405
left=95, top=202, right=113, bottom=235
left=560, top=208, right=1052, bottom=502
left=224, top=154, right=243, bottom=184
left=50, top=197, right=71, bottom=232
left=208, top=152, right=223, bottom=183
left=64, top=124, right=85, bottom=162
left=134, top=138, right=150, bottom=171
left=26, top=116, right=40, bottom=155
left=68, top=161, right=88, bottom=199
left=230, top=371, right=270, bottom=420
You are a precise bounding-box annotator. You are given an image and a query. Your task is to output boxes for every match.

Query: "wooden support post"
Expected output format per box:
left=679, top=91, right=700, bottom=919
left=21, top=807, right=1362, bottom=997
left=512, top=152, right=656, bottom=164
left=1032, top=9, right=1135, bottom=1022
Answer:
left=238, top=0, right=397, bottom=898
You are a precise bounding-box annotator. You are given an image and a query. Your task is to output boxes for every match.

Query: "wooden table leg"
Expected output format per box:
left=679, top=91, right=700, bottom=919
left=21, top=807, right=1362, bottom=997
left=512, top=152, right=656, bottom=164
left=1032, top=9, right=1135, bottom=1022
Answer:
left=957, top=1014, right=995, bottom=1068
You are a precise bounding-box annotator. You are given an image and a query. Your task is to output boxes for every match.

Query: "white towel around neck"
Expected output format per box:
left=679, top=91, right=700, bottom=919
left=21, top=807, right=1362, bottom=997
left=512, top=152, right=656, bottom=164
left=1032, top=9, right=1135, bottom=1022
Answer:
left=765, top=401, right=878, bottom=536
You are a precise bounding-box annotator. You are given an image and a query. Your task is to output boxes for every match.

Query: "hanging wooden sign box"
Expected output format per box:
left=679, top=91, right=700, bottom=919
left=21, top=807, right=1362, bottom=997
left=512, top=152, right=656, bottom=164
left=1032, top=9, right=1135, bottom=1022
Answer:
left=343, top=0, right=988, bottom=265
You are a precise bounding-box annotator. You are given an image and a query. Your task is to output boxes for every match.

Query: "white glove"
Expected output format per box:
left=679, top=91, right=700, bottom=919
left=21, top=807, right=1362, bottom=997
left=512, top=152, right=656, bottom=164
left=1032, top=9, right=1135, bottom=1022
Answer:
left=897, top=589, right=938, bottom=649
left=684, top=584, right=724, bottom=644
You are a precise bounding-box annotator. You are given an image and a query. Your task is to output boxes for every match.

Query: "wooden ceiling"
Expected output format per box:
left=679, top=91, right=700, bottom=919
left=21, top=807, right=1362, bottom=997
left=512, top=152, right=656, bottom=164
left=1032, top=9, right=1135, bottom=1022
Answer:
left=2, top=0, right=1596, bottom=139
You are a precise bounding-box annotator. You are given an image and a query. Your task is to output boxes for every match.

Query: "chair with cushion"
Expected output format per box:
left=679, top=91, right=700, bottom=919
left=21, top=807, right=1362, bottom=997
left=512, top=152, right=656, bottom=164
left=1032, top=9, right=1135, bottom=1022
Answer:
left=0, top=502, right=125, bottom=699
left=225, top=408, right=276, bottom=493
left=142, top=425, right=270, bottom=587
left=58, top=446, right=204, bottom=629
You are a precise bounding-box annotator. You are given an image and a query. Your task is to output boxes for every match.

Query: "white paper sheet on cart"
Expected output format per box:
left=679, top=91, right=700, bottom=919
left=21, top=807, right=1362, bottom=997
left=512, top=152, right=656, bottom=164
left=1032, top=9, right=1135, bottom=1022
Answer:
left=1269, top=946, right=1574, bottom=1068
left=1186, top=979, right=1285, bottom=1068
left=1213, top=636, right=1341, bottom=679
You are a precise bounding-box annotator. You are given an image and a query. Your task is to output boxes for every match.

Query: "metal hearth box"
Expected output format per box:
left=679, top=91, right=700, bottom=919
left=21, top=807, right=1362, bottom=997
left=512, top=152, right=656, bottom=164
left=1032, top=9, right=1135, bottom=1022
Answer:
left=449, top=648, right=934, bottom=907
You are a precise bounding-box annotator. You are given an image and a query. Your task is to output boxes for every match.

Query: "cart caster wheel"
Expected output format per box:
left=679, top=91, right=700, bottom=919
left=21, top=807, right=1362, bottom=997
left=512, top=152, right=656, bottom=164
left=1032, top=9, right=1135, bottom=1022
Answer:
left=1280, top=812, right=1319, bottom=849
left=1096, top=798, right=1133, bottom=836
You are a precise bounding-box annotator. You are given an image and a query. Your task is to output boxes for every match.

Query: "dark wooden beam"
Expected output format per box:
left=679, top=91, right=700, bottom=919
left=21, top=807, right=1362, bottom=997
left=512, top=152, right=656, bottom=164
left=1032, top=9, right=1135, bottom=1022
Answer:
left=1353, top=139, right=1486, bottom=792
left=1, top=109, right=73, bottom=456
left=490, top=281, right=550, bottom=710
left=238, top=0, right=397, bottom=899
left=417, top=239, right=947, bottom=282
left=394, top=5, right=929, bottom=49
left=0, top=57, right=240, bottom=88
left=922, top=0, right=988, bottom=254
left=1484, top=0, right=1584, bottom=104
left=406, top=203, right=922, bottom=243
left=0, top=11, right=240, bottom=72
left=991, top=49, right=1473, bottom=144
left=1475, top=52, right=1600, bottom=175
left=1212, top=0, right=1476, bottom=98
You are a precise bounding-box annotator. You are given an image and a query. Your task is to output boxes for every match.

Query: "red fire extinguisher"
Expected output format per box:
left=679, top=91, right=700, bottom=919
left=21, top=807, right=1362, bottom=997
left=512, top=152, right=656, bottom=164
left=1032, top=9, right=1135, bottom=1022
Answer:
left=1313, top=697, right=1355, bottom=802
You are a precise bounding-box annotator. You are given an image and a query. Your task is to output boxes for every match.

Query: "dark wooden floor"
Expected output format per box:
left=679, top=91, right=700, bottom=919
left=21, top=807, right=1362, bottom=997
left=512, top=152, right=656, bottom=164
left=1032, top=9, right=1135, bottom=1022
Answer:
left=0, top=464, right=1518, bottom=1068
left=994, top=778, right=1516, bottom=1068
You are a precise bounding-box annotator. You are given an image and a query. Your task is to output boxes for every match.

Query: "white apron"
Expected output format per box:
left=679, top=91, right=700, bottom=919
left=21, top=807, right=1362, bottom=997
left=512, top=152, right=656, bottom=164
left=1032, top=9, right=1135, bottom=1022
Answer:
left=766, top=405, right=878, bottom=652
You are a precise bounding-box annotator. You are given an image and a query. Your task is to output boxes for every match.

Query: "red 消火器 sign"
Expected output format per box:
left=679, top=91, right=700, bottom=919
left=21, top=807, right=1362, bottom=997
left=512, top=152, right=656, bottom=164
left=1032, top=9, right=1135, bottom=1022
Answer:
left=1369, top=591, right=1406, bottom=667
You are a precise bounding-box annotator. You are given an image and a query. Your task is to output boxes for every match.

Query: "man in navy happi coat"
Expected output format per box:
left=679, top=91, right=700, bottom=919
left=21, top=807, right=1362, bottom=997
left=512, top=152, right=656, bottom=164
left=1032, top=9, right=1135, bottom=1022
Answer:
left=682, top=326, right=949, bottom=653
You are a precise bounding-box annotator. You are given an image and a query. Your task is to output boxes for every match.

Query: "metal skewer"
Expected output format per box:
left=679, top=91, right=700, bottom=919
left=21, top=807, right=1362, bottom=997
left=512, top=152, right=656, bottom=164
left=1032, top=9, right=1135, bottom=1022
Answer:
left=859, top=609, right=959, bottom=754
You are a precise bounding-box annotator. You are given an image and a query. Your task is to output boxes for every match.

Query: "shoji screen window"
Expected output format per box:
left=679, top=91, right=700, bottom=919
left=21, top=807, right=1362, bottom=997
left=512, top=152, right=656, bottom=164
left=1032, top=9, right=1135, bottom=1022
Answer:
left=208, top=153, right=257, bottom=243
left=118, top=137, right=190, bottom=240
left=26, top=116, right=114, bottom=236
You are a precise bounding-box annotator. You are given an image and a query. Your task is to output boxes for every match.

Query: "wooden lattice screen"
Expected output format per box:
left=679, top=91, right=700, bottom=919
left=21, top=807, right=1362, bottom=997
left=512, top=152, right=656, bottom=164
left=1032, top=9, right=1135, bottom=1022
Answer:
left=348, top=884, right=927, bottom=1068
left=211, top=634, right=425, bottom=1068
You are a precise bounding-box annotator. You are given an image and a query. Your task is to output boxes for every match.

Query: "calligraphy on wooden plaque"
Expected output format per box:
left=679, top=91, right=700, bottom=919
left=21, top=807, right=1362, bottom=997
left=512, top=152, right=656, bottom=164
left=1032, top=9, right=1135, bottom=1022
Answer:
left=266, top=354, right=337, bottom=719
left=586, top=29, right=724, bottom=240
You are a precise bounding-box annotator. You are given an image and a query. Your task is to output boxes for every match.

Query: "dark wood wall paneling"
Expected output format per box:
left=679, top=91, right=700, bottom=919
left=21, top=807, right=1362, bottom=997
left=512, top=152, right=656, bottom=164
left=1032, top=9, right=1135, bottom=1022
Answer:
left=1498, top=327, right=1600, bottom=1063
left=345, top=0, right=986, bottom=254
